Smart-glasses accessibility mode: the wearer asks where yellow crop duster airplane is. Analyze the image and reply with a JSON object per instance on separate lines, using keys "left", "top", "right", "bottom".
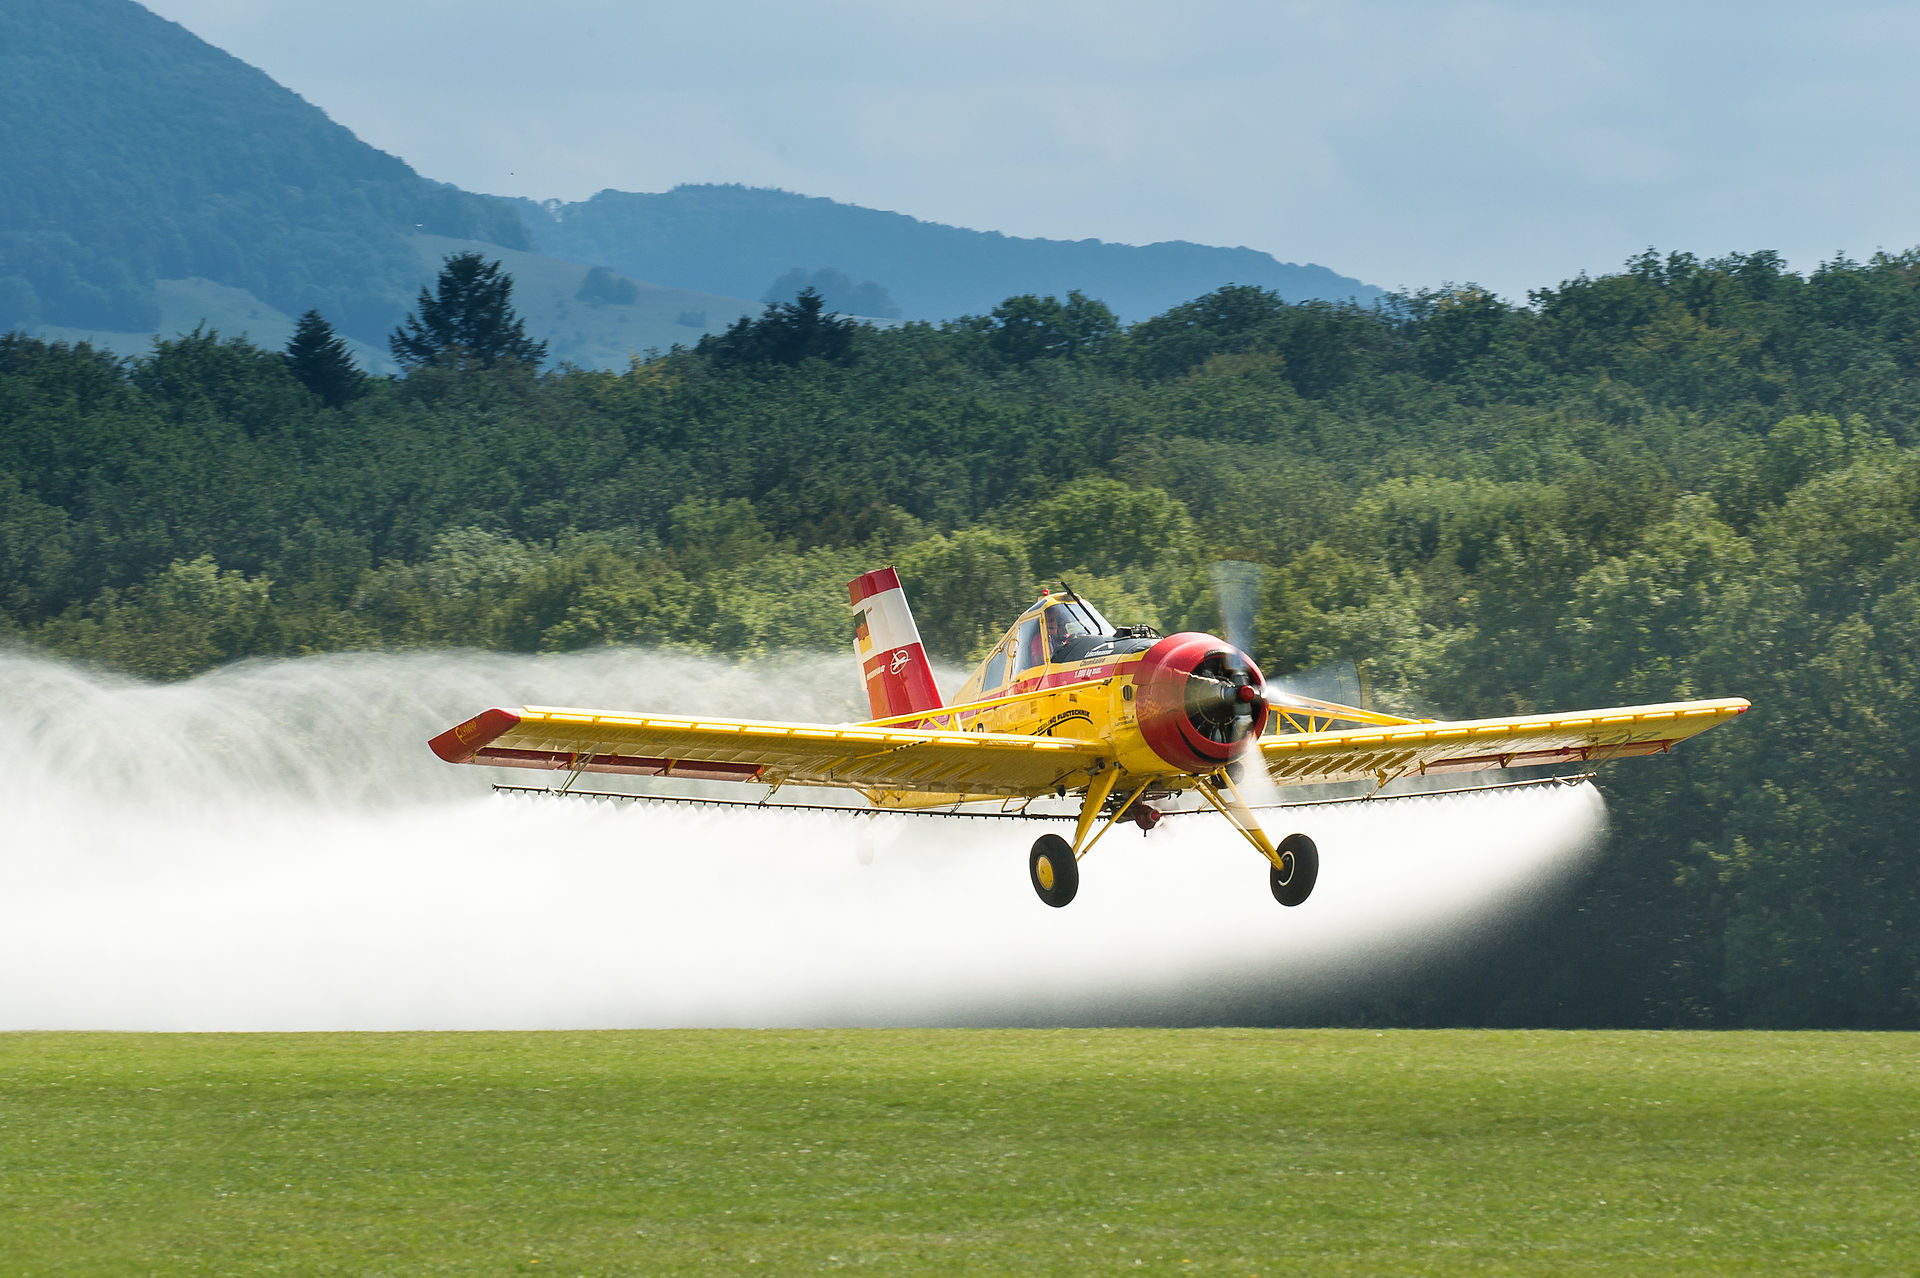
{"left": 431, "top": 568, "right": 1748, "bottom": 908}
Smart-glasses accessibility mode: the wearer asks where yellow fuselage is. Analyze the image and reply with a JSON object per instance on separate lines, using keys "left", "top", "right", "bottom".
{"left": 859, "top": 596, "right": 1245, "bottom": 809}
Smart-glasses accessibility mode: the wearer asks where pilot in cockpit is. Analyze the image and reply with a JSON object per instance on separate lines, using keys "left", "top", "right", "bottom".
{"left": 1044, "top": 607, "right": 1069, "bottom": 656}
{"left": 1042, "top": 600, "right": 1100, "bottom": 659}
{"left": 1019, "top": 595, "right": 1113, "bottom": 670}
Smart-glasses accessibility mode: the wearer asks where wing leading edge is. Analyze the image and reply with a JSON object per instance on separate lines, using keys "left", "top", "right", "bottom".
{"left": 429, "top": 706, "right": 1109, "bottom": 798}
{"left": 1256, "top": 697, "right": 1750, "bottom": 788}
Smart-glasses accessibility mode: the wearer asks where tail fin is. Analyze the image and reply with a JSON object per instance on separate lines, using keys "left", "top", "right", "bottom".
{"left": 849, "top": 567, "right": 945, "bottom": 724}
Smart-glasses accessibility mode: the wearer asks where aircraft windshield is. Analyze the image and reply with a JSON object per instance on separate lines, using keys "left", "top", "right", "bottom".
{"left": 1043, "top": 604, "right": 1093, "bottom": 648}
{"left": 1002, "top": 595, "right": 1121, "bottom": 679}
{"left": 1048, "top": 598, "right": 1113, "bottom": 637}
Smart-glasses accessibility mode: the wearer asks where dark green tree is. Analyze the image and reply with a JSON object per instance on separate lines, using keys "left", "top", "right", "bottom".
{"left": 284, "top": 309, "right": 367, "bottom": 407}
{"left": 988, "top": 290, "right": 1118, "bottom": 363}
{"left": 1126, "top": 284, "right": 1290, "bottom": 378}
{"left": 699, "top": 287, "right": 855, "bottom": 368}
{"left": 389, "top": 253, "right": 548, "bottom": 370}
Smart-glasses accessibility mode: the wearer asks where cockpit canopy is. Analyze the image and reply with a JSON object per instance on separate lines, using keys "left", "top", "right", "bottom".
{"left": 968, "top": 591, "right": 1159, "bottom": 697}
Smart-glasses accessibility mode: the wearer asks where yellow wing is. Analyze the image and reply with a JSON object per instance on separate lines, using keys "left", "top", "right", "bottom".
{"left": 430, "top": 706, "right": 1109, "bottom": 799}
{"left": 1256, "top": 697, "right": 1750, "bottom": 788}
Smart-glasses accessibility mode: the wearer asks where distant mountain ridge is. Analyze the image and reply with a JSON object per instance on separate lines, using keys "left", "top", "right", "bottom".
{"left": 1, "top": 0, "right": 1384, "bottom": 364}
{"left": 0, "top": 0, "right": 525, "bottom": 344}
{"left": 518, "top": 186, "right": 1382, "bottom": 323}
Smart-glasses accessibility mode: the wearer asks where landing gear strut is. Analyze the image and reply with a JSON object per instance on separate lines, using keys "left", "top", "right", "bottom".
{"left": 1192, "top": 774, "right": 1321, "bottom": 907}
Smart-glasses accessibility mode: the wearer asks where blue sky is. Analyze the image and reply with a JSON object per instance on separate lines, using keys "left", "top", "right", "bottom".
{"left": 143, "top": 0, "right": 1920, "bottom": 300}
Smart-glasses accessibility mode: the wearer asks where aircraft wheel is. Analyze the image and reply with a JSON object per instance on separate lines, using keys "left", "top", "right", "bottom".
{"left": 1270, "top": 832, "right": 1319, "bottom": 907}
{"left": 1029, "top": 834, "right": 1080, "bottom": 908}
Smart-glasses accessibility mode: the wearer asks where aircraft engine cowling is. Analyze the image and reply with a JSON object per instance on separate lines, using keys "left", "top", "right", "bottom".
{"left": 1132, "top": 632, "right": 1269, "bottom": 774}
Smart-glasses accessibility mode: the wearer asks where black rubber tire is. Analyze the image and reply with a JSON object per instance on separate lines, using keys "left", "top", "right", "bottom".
{"left": 1029, "top": 833, "right": 1080, "bottom": 908}
{"left": 1270, "top": 832, "right": 1319, "bottom": 906}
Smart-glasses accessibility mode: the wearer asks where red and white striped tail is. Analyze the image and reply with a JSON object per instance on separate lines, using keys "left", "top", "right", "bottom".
{"left": 848, "top": 567, "right": 944, "bottom": 724}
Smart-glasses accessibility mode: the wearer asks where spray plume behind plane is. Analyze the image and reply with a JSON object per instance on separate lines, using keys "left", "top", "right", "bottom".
{"left": 0, "top": 649, "right": 1607, "bottom": 1031}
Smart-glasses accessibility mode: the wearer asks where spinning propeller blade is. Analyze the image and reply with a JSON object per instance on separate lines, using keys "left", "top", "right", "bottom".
{"left": 1206, "top": 560, "right": 1279, "bottom": 808}
{"left": 1208, "top": 560, "right": 1263, "bottom": 671}
{"left": 1207, "top": 562, "right": 1371, "bottom": 716}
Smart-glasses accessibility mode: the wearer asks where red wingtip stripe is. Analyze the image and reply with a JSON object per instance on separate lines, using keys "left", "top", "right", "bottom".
{"left": 428, "top": 708, "right": 522, "bottom": 764}
{"left": 847, "top": 566, "right": 903, "bottom": 606}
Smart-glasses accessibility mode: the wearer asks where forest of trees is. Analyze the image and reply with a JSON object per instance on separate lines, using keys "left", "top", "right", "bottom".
{"left": 3, "top": 247, "right": 1918, "bottom": 1029}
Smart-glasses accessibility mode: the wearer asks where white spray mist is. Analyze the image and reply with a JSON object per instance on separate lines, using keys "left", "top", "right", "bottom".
{"left": 0, "top": 649, "right": 1608, "bottom": 1030}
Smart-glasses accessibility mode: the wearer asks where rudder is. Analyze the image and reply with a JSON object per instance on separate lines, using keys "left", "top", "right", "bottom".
{"left": 849, "top": 567, "right": 944, "bottom": 724}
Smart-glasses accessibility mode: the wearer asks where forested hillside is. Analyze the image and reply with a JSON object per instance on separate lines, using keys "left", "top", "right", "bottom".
{"left": 4, "top": 248, "right": 1918, "bottom": 1029}
{"left": 0, "top": 0, "right": 527, "bottom": 342}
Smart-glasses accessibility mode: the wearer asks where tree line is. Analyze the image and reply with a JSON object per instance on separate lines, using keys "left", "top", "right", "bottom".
{"left": 3, "top": 245, "right": 1918, "bottom": 1028}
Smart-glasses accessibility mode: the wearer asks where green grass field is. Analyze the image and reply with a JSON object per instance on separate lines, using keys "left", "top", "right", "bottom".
{"left": 2, "top": 1030, "right": 1914, "bottom": 1275}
